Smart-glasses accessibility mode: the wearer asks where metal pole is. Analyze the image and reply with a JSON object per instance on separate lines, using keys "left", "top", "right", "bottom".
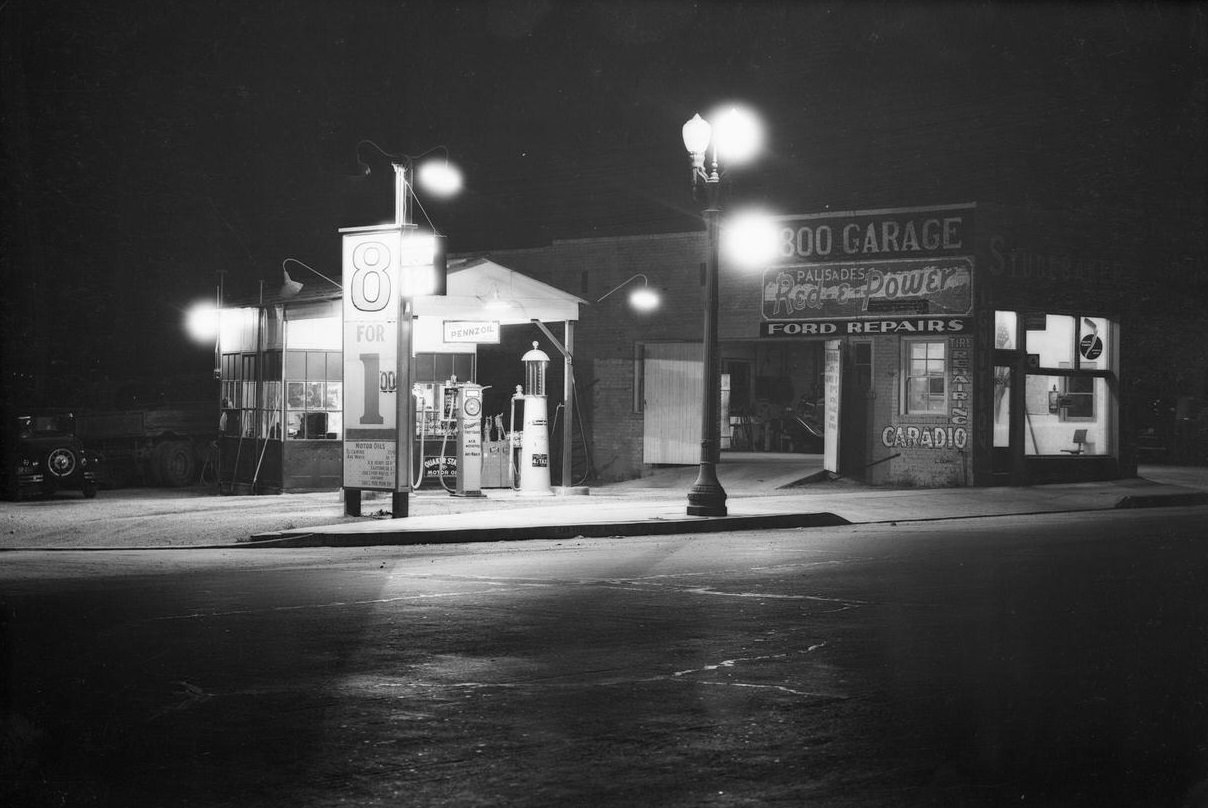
{"left": 392, "top": 162, "right": 413, "bottom": 518}
{"left": 562, "top": 320, "right": 574, "bottom": 489}
{"left": 687, "top": 185, "right": 727, "bottom": 516}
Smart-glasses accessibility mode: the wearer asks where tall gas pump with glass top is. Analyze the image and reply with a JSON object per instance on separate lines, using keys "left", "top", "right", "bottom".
{"left": 513, "top": 343, "right": 552, "bottom": 494}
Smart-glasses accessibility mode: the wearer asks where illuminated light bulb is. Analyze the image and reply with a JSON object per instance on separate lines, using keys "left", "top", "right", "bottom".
{"left": 713, "top": 105, "right": 763, "bottom": 165}
{"left": 417, "top": 160, "right": 463, "bottom": 196}
{"left": 723, "top": 210, "right": 780, "bottom": 269}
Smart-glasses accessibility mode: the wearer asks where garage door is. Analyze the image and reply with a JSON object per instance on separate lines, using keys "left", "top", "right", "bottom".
{"left": 643, "top": 342, "right": 702, "bottom": 464}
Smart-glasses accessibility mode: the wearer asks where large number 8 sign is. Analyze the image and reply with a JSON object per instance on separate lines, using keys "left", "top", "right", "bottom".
{"left": 350, "top": 241, "right": 394, "bottom": 312}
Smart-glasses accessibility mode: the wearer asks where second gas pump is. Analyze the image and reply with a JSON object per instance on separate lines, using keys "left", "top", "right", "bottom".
{"left": 413, "top": 377, "right": 484, "bottom": 497}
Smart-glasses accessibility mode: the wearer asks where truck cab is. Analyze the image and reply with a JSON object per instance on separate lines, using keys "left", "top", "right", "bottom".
{"left": 3, "top": 412, "right": 99, "bottom": 500}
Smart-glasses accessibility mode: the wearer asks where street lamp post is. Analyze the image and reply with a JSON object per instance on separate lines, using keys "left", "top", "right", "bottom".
{"left": 680, "top": 108, "right": 765, "bottom": 517}
{"left": 682, "top": 112, "right": 728, "bottom": 517}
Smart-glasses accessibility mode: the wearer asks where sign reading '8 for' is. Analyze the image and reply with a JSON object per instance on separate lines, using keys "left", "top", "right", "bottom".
{"left": 342, "top": 228, "right": 401, "bottom": 490}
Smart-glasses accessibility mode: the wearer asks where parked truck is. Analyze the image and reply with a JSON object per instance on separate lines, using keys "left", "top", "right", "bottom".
{"left": 76, "top": 402, "right": 216, "bottom": 488}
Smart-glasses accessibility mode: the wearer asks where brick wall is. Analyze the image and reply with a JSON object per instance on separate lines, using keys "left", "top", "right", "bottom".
{"left": 586, "top": 358, "right": 644, "bottom": 481}
{"left": 489, "top": 233, "right": 707, "bottom": 482}
{"left": 864, "top": 334, "right": 973, "bottom": 487}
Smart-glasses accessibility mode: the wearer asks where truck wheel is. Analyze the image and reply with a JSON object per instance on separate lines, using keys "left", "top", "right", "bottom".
{"left": 157, "top": 441, "right": 197, "bottom": 487}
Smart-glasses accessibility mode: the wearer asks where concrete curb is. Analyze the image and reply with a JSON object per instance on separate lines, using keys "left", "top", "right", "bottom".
{"left": 1115, "top": 491, "right": 1208, "bottom": 509}
{"left": 243, "top": 511, "right": 852, "bottom": 548}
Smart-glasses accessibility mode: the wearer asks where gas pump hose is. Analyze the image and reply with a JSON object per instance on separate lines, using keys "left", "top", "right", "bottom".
{"left": 547, "top": 370, "right": 594, "bottom": 487}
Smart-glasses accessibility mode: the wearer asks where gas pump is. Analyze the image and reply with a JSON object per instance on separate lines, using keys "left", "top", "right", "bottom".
{"left": 511, "top": 343, "right": 552, "bottom": 495}
{"left": 412, "top": 376, "right": 484, "bottom": 496}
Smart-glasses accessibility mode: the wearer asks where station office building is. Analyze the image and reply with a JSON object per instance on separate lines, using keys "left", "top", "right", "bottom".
{"left": 216, "top": 202, "right": 1143, "bottom": 492}
{"left": 492, "top": 202, "right": 1136, "bottom": 488}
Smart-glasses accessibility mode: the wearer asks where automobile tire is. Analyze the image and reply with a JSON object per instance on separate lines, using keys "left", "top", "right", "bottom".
{"left": 157, "top": 441, "right": 197, "bottom": 487}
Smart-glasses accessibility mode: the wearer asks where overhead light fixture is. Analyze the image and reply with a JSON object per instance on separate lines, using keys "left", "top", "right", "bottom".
{"left": 280, "top": 268, "right": 303, "bottom": 298}
{"left": 596, "top": 273, "right": 660, "bottom": 312}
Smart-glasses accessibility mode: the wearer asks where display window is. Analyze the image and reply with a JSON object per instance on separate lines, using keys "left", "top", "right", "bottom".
{"left": 220, "top": 350, "right": 283, "bottom": 440}
{"left": 284, "top": 350, "right": 342, "bottom": 440}
{"left": 994, "top": 310, "right": 1116, "bottom": 457}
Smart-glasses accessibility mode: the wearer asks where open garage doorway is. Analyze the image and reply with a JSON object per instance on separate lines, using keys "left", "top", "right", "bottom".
{"left": 642, "top": 340, "right": 833, "bottom": 465}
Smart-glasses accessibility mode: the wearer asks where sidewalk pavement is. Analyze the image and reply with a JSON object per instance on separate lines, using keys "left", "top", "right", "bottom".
{"left": 246, "top": 463, "right": 1208, "bottom": 548}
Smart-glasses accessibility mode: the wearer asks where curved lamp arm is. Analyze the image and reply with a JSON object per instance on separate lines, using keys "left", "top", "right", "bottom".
{"left": 596, "top": 273, "right": 659, "bottom": 311}
{"left": 282, "top": 258, "right": 342, "bottom": 290}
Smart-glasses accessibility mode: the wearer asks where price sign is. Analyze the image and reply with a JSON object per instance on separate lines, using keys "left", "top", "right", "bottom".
{"left": 342, "top": 229, "right": 401, "bottom": 491}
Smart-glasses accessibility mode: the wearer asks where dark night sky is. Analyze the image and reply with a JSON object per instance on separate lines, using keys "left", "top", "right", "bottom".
{"left": 2, "top": 0, "right": 1206, "bottom": 407}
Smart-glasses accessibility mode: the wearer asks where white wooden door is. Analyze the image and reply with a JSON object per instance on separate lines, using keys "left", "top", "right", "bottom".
{"left": 643, "top": 342, "right": 702, "bottom": 464}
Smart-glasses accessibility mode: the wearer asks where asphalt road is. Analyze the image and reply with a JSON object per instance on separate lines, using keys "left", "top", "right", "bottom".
{"left": 3, "top": 508, "right": 1207, "bottom": 807}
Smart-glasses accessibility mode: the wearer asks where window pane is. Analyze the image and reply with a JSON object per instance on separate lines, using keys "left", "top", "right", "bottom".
{"left": 911, "top": 343, "right": 927, "bottom": 359}
{"left": 1033, "top": 315, "right": 1075, "bottom": 367}
{"left": 305, "top": 412, "right": 329, "bottom": 439}
{"left": 286, "top": 382, "right": 306, "bottom": 409}
{"left": 286, "top": 412, "right": 303, "bottom": 439}
{"left": 263, "top": 381, "right": 281, "bottom": 409}
{"left": 284, "top": 350, "right": 306, "bottom": 379}
{"left": 306, "top": 382, "right": 324, "bottom": 409}
{"left": 908, "top": 378, "right": 934, "bottom": 412}
{"left": 324, "top": 382, "right": 342, "bottom": 410}
{"left": 993, "top": 365, "right": 1011, "bottom": 447}
{"left": 995, "top": 311, "right": 1017, "bottom": 350}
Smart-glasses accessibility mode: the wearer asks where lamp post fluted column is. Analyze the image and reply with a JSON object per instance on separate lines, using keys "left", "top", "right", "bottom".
{"left": 687, "top": 177, "right": 727, "bottom": 516}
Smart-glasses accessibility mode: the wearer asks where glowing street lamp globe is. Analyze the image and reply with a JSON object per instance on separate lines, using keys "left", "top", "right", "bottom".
{"left": 713, "top": 105, "right": 763, "bottom": 165}
{"left": 417, "top": 160, "right": 463, "bottom": 197}
{"left": 629, "top": 286, "right": 660, "bottom": 312}
{"left": 681, "top": 113, "right": 712, "bottom": 161}
{"left": 723, "top": 210, "right": 781, "bottom": 269}
{"left": 185, "top": 302, "right": 219, "bottom": 343}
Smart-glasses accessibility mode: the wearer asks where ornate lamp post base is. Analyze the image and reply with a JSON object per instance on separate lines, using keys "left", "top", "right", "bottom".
{"left": 687, "top": 459, "right": 728, "bottom": 516}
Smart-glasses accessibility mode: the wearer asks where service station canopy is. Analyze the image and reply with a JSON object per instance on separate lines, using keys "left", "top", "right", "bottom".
{"left": 412, "top": 257, "right": 584, "bottom": 351}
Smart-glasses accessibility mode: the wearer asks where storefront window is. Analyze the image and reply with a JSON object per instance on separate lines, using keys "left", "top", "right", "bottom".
{"left": 904, "top": 340, "right": 947, "bottom": 414}
{"left": 220, "top": 351, "right": 283, "bottom": 441}
{"left": 284, "top": 349, "right": 342, "bottom": 440}
{"left": 1024, "top": 374, "right": 1110, "bottom": 455}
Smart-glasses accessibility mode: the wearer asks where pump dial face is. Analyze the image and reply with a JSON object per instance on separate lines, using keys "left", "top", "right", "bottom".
{"left": 463, "top": 396, "right": 481, "bottom": 417}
